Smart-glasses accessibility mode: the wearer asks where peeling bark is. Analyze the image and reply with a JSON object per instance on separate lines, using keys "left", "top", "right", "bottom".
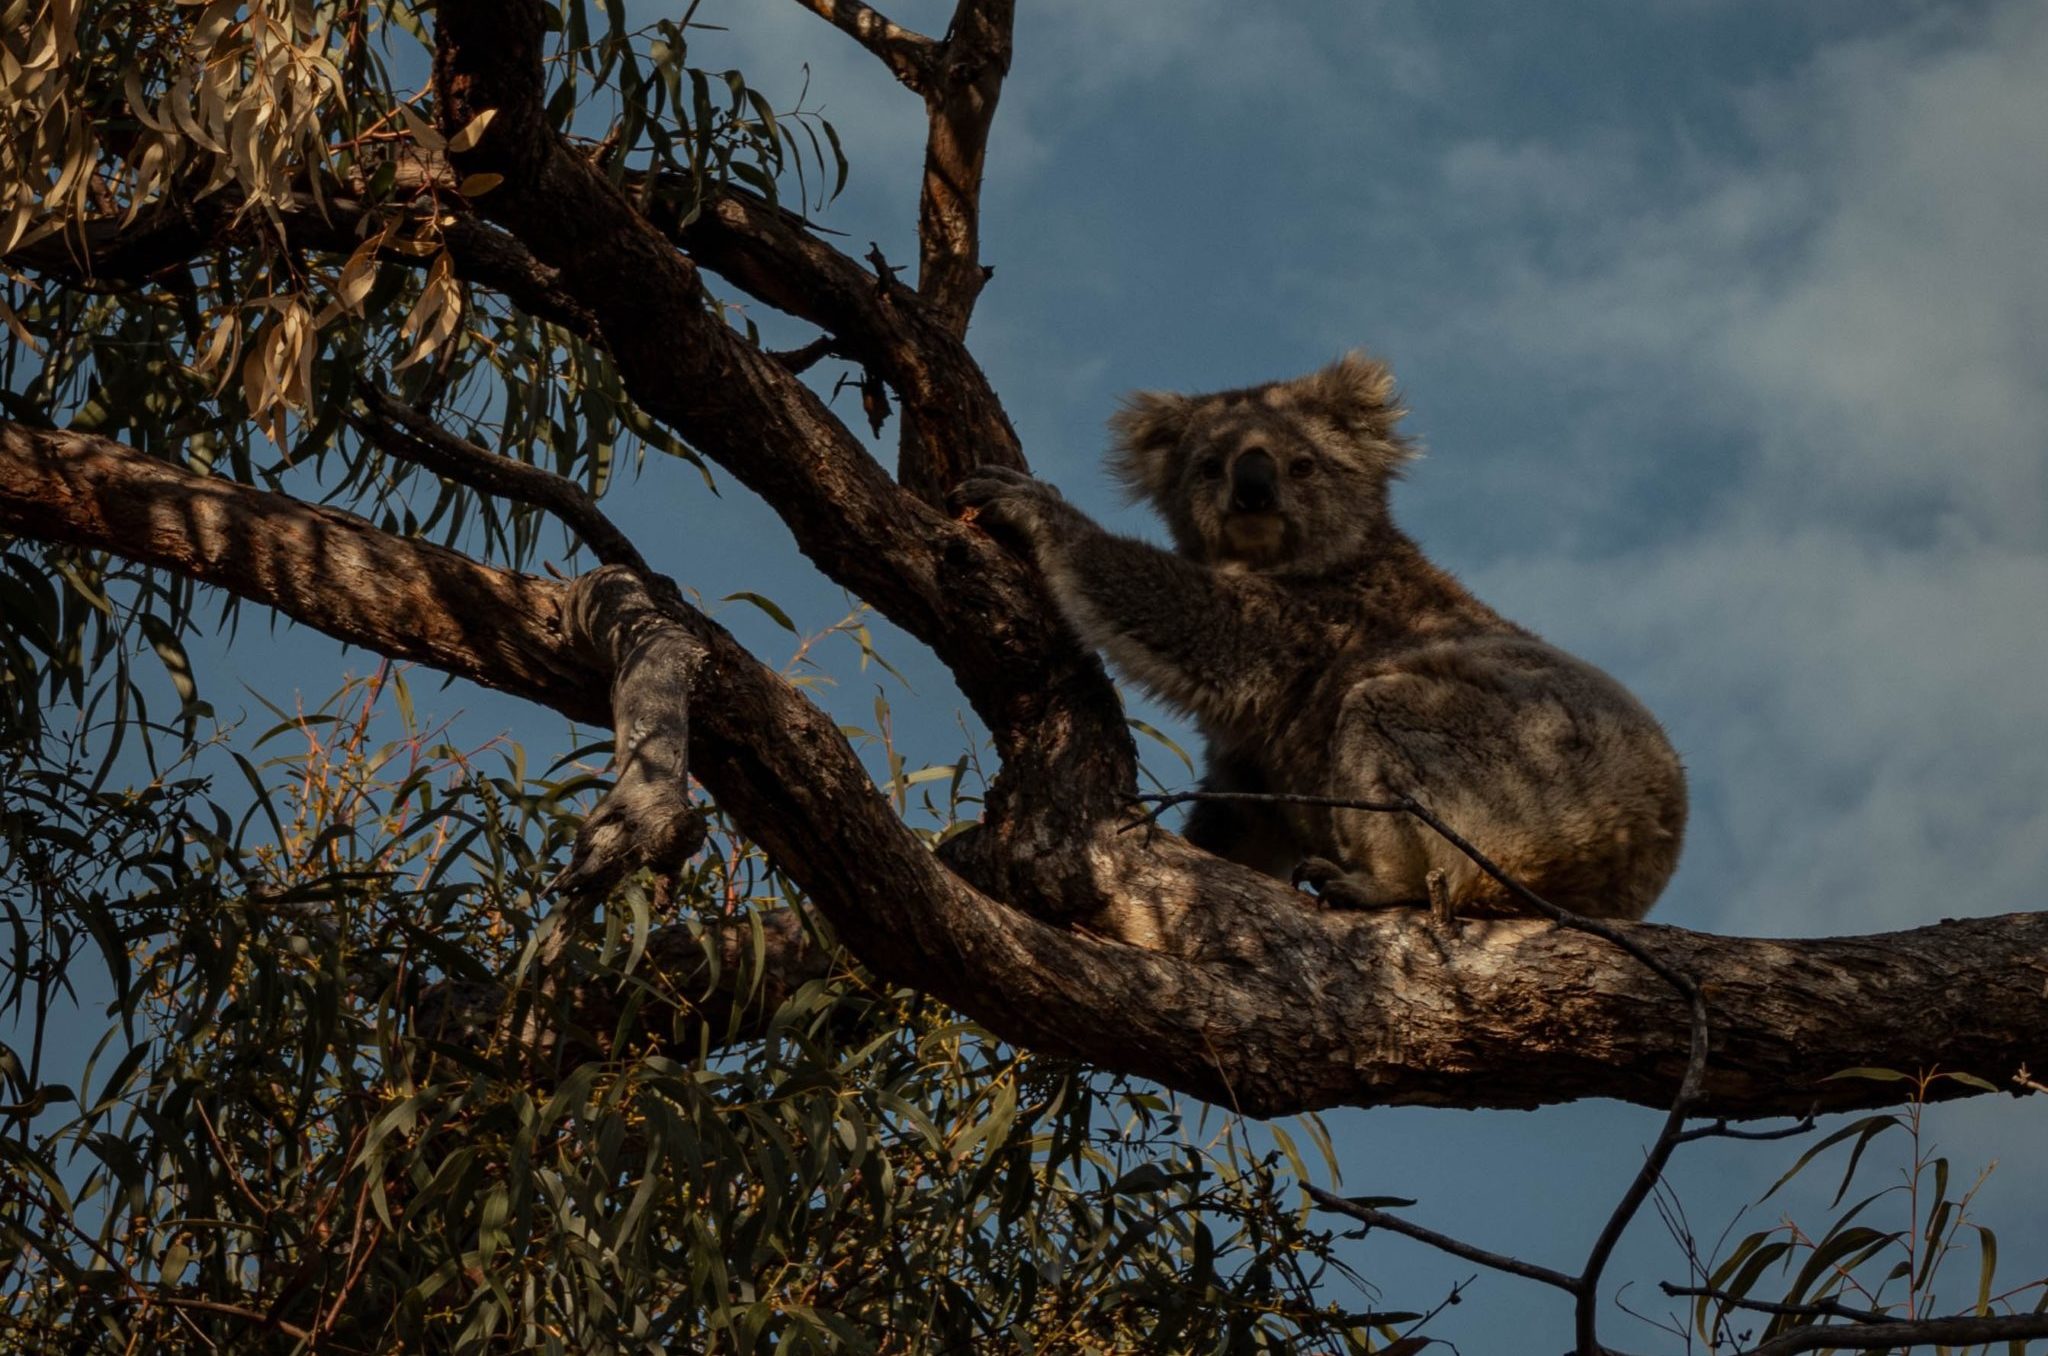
{"left": 549, "top": 568, "right": 708, "bottom": 903}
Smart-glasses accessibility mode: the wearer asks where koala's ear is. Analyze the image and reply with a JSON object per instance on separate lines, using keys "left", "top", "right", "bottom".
{"left": 1294, "top": 351, "right": 1413, "bottom": 460}
{"left": 1106, "top": 390, "right": 1194, "bottom": 501}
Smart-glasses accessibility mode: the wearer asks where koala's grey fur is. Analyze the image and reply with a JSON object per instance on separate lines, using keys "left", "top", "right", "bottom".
{"left": 951, "top": 351, "right": 1687, "bottom": 920}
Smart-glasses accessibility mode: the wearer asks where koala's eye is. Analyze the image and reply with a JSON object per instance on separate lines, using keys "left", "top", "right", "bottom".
{"left": 1288, "top": 457, "right": 1316, "bottom": 479}
{"left": 1198, "top": 458, "right": 1226, "bottom": 481}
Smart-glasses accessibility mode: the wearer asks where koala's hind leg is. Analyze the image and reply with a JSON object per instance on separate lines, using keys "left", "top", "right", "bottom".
{"left": 1290, "top": 855, "right": 1426, "bottom": 911}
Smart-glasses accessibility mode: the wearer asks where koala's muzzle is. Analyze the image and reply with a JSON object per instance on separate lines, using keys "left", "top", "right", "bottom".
{"left": 1229, "top": 448, "right": 1279, "bottom": 513}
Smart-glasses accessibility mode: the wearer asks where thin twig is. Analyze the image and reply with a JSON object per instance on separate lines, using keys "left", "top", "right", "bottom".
{"left": 1734, "top": 1311, "right": 2048, "bottom": 1355}
{"left": 192, "top": 1102, "right": 273, "bottom": 1220}
{"left": 156, "top": 1295, "right": 316, "bottom": 1342}
{"left": 1404, "top": 1275, "right": 1479, "bottom": 1343}
{"left": 1672, "top": 1114, "right": 1818, "bottom": 1146}
{"left": 350, "top": 384, "right": 652, "bottom": 575}
{"left": 1305, "top": 1185, "right": 1577, "bottom": 1295}
{"left": 1658, "top": 1281, "right": 1895, "bottom": 1325}
{"left": 1148, "top": 787, "right": 1711, "bottom": 1356}
{"left": 769, "top": 334, "right": 844, "bottom": 375}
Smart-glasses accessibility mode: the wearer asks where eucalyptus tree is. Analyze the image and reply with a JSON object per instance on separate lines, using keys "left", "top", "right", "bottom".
{"left": 1, "top": 2, "right": 2043, "bottom": 1352}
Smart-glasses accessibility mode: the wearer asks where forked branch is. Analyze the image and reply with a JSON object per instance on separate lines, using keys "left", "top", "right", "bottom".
{"left": 786, "top": 0, "right": 1018, "bottom": 498}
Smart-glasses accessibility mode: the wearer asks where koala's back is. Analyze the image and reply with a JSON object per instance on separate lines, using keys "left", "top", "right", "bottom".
{"left": 1315, "top": 632, "right": 1687, "bottom": 919}
{"left": 1053, "top": 349, "right": 1689, "bottom": 919}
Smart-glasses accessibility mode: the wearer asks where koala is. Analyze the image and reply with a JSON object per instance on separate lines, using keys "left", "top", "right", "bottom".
{"left": 950, "top": 351, "right": 1686, "bottom": 920}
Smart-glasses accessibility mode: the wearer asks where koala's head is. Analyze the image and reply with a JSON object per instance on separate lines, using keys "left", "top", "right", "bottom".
{"left": 1106, "top": 351, "right": 1416, "bottom": 572}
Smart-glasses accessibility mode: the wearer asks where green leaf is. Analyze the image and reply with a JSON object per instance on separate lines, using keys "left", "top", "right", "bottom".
{"left": 721, "top": 590, "right": 797, "bottom": 633}
{"left": 1971, "top": 1223, "right": 1998, "bottom": 1313}
{"left": 1759, "top": 1113, "right": 1900, "bottom": 1206}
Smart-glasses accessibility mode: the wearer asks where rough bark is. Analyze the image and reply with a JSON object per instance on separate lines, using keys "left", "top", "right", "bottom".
{"left": 6, "top": 421, "right": 2044, "bottom": 1121}
{"left": 429, "top": 0, "right": 1133, "bottom": 913}
{"left": 547, "top": 569, "right": 710, "bottom": 903}
{"left": 913, "top": 0, "right": 1013, "bottom": 341}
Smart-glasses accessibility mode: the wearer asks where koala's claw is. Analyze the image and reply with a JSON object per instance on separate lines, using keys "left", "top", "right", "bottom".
{"left": 1292, "top": 855, "right": 1419, "bottom": 911}
{"left": 1290, "top": 856, "right": 1345, "bottom": 892}
{"left": 948, "top": 464, "right": 1047, "bottom": 515}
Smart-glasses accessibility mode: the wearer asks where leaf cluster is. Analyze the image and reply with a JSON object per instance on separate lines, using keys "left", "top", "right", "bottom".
{"left": 1676, "top": 1070, "right": 2048, "bottom": 1353}
{"left": 1, "top": 669, "right": 1387, "bottom": 1353}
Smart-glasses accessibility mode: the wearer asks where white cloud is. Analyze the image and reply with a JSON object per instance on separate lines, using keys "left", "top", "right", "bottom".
{"left": 1426, "top": 5, "right": 2048, "bottom": 935}
{"left": 1481, "top": 528, "right": 2048, "bottom": 935}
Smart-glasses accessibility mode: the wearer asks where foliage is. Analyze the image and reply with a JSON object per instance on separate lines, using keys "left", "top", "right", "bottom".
{"left": 0, "top": 0, "right": 838, "bottom": 601}
{"left": 0, "top": 659, "right": 1388, "bottom": 1352}
{"left": 1663, "top": 1070, "right": 2048, "bottom": 1353}
{"left": 0, "top": 5, "right": 1397, "bottom": 1349}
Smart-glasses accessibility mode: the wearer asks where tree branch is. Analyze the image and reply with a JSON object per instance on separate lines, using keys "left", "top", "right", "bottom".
{"left": 1658, "top": 1282, "right": 2048, "bottom": 1355}
{"left": 672, "top": 184, "right": 1026, "bottom": 498}
{"left": 350, "top": 385, "right": 650, "bottom": 574}
{"left": 1306, "top": 1187, "right": 1578, "bottom": 1294}
{"left": 914, "top": 0, "right": 1014, "bottom": 343}
{"left": 1735, "top": 1312, "right": 2048, "bottom": 1355}
{"left": 4, "top": 188, "right": 601, "bottom": 338}
{"left": 787, "top": 0, "right": 939, "bottom": 93}
{"left": 0, "top": 421, "right": 600, "bottom": 720}
{"left": 1658, "top": 1283, "right": 1894, "bottom": 1328}
{"left": 5, "top": 168, "right": 1032, "bottom": 506}
{"left": 430, "top": 0, "right": 1138, "bottom": 896}
{"left": 548, "top": 568, "right": 708, "bottom": 902}
{"left": 754, "top": 0, "right": 1021, "bottom": 498}
{"left": 9, "top": 422, "right": 2047, "bottom": 1125}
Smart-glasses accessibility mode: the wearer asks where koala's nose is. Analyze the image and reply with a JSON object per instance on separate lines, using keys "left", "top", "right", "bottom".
{"left": 1230, "top": 448, "right": 1278, "bottom": 512}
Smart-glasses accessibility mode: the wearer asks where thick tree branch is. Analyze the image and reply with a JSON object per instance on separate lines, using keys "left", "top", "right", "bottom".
{"left": 6, "top": 171, "right": 1030, "bottom": 502}
{"left": 430, "top": 0, "right": 1137, "bottom": 900}
{"left": 788, "top": 0, "right": 939, "bottom": 93}
{"left": 766, "top": 0, "right": 1010, "bottom": 336}
{"left": 0, "top": 421, "right": 599, "bottom": 720}
{"left": 4, "top": 189, "right": 600, "bottom": 337}
{"left": 1735, "top": 1313, "right": 2048, "bottom": 1355}
{"left": 778, "top": 0, "right": 1018, "bottom": 498}
{"left": 6, "top": 422, "right": 2046, "bottom": 1123}
{"left": 914, "top": 0, "right": 1013, "bottom": 342}
{"left": 671, "top": 184, "right": 1026, "bottom": 496}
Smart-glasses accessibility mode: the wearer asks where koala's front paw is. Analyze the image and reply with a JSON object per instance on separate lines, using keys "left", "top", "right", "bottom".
{"left": 950, "top": 465, "right": 1066, "bottom": 552}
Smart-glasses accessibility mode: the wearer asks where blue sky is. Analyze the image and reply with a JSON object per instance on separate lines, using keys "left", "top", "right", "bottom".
{"left": 682, "top": 1, "right": 2048, "bottom": 1342}
{"left": 46, "top": 1, "right": 2044, "bottom": 1346}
